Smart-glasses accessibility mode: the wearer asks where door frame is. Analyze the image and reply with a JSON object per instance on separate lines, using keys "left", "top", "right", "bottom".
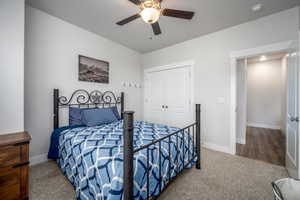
{"left": 236, "top": 58, "right": 248, "bottom": 145}
{"left": 144, "top": 60, "right": 195, "bottom": 122}
{"left": 229, "top": 40, "right": 294, "bottom": 155}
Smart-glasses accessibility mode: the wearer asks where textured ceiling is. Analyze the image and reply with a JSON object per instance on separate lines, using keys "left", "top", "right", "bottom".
{"left": 26, "top": 0, "right": 299, "bottom": 53}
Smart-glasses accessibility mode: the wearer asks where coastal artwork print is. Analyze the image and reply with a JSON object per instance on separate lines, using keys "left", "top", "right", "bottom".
{"left": 79, "top": 55, "right": 109, "bottom": 83}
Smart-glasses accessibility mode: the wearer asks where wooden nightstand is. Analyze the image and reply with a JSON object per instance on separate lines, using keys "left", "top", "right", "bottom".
{"left": 0, "top": 132, "right": 31, "bottom": 200}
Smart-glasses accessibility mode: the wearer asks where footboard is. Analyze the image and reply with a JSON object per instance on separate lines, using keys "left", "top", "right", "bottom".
{"left": 123, "top": 104, "right": 201, "bottom": 199}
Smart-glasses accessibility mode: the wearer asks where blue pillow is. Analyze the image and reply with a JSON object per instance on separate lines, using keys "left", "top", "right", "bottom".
{"left": 111, "top": 106, "right": 121, "bottom": 120}
{"left": 69, "top": 107, "right": 96, "bottom": 126}
{"left": 81, "top": 108, "right": 118, "bottom": 127}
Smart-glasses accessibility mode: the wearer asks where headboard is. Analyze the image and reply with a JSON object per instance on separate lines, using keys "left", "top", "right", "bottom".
{"left": 53, "top": 89, "right": 124, "bottom": 129}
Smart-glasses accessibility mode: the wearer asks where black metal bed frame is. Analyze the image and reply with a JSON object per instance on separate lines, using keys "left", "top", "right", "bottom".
{"left": 53, "top": 89, "right": 201, "bottom": 200}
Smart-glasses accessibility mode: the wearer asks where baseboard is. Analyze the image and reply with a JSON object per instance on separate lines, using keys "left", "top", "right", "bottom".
{"left": 30, "top": 153, "right": 48, "bottom": 166}
{"left": 236, "top": 137, "right": 246, "bottom": 144}
{"left": 202, "top": 142, "right": 232, "bottom": 154}
{"left": 247, "top": 122, "right": 280, "bottom": 130}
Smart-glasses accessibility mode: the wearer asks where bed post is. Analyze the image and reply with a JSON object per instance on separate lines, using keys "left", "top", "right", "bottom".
{"left": 121, "top": 92, "right": 125, "bottom": 119}
{"left": 123, "top": 111, "right": 134, "bottom": 200}
{"left": 54, "top": 89, "right": 59, "bottom": 130}
{"left": 196, "top": 104, "right": 201, "bottom": 169}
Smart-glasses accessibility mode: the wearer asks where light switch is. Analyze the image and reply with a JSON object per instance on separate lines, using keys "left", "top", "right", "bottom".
{"left": 217, "top": 97, "right": 225, "bottom": 104}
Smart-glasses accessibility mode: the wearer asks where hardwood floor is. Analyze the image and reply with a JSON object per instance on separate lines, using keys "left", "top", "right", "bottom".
{"left": 236, "top": 126, "right": 285, "bottom": 166}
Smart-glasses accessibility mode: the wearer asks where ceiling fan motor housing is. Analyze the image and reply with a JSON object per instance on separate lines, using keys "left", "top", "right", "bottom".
{"left": 140, "top": 0, "right": 161, "bottom": 9}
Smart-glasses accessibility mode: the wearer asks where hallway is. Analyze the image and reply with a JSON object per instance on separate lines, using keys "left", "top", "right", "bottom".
{"left": 236, "top": 127, "right": 286, "bottom": 166}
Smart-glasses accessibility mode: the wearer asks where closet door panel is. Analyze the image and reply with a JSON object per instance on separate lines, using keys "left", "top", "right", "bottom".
{"left": 144, "top": 71, "right": 164, "bottom": 124}
{"left": 163, "top": 67, "right": 192, "bottom": 127}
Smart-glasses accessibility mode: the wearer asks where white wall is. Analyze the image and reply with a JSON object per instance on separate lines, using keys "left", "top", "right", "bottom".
{"left": 0, "top": 0, "right": 25, "bottom": 134}
{"left": 142, "top": 7, "right": 299, "bottom": 153}
{"left": 247, "top": 59, "right": 283, "bottom": 129}
{"left": 25, "top": 6, "right": 143, "bottom": 160}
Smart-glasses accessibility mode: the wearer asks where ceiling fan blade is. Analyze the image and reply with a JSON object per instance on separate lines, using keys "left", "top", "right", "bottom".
{"left": 116, "top": 14, "right": 140, "bottom": 25}
{"left": 128, "top": 0, "right": 140, "bottom": 5}
{"left": 151, "top": 22, "right": 162, "bottom": 35}
{"left": 162, "top": 9, "right": 194, "bottom": 19}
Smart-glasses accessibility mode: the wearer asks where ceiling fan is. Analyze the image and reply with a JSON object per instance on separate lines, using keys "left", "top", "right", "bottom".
{"left": 116, "top": 0, "right": 195, "bottom": 35}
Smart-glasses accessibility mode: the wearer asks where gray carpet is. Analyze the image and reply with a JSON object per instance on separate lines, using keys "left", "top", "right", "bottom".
{"left": 30, "top": 149, "right": 288, "bottom": 200}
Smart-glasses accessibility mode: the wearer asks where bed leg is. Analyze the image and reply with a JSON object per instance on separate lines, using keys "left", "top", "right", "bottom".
{"left": 123, "top": 111, "right": 134, "bottom": 200}
{"left": 196, "top": 104, "right": 201, "bottom": 169}
{"left": 53, "top": 89, "right": 59, "bottom": 130}
{"left": 121, "top": 92, "right": 125, "bottom": 119}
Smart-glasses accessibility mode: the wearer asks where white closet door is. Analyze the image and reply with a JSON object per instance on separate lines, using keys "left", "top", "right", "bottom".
{"left": 144, "top": 65, "right": 193, "bottom": 128}
{"left": 163, "top": 67, "right": 192, "bottom": 127}
{"left": 144, "top": 71, "right": 165, "bottom": 124}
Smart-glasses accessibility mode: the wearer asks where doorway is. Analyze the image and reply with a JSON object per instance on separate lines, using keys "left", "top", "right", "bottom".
{"left": 235, "top": 53, "right": 287, "bottom": 166}
{"left": 230, "top": 40, "right": 299, "bottom": 178}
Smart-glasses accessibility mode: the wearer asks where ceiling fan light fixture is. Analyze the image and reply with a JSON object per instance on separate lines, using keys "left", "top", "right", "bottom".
{"left": 139, "top": 0, "right": 161, "bottom": 24}
{"left": 140, "top": 7, "right": 161, "bottom": 24}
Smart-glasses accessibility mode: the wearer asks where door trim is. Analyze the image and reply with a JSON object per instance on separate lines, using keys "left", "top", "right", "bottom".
{"left": 144, "top": 60, "right": 195, "bottom": 122}
{"left": 144, "top": 60, "right": 195, "bottom": 73}
{"left": 229, "top": 40, "right": 294, "bottom": 155}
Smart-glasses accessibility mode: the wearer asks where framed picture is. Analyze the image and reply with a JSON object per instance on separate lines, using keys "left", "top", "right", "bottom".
{"left": 78, "top": 55, "right": 109, "bottom": 84}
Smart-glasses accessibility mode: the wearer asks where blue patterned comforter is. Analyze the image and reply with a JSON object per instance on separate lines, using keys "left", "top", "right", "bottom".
{"left": 58, "top": 120, "right": 195, "bottom": 200}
